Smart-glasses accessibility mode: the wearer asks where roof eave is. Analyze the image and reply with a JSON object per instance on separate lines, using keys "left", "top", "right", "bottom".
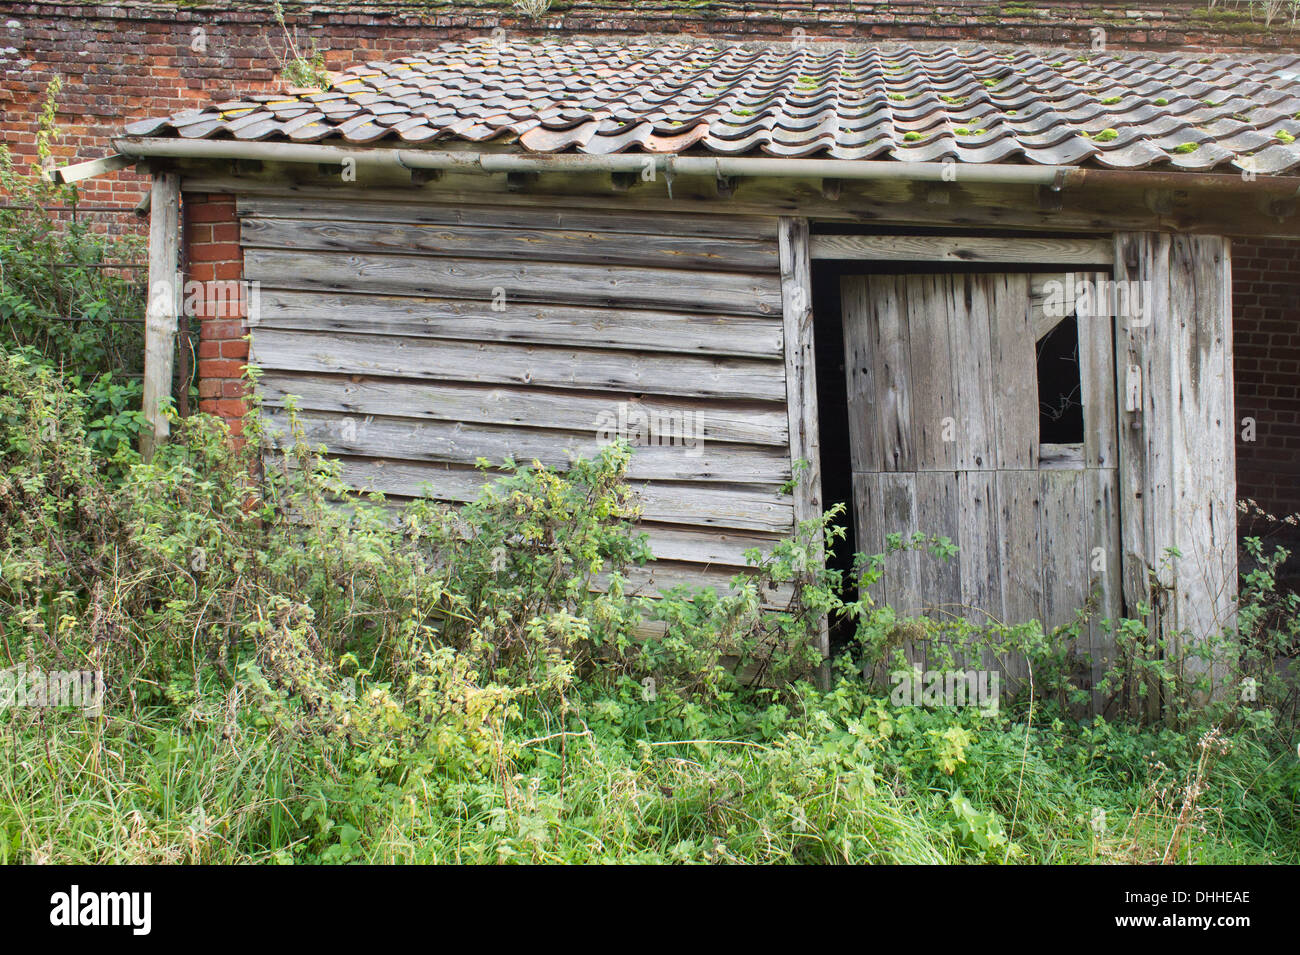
{"left": 109, "top": 135, "right": 1300, "bottom": 197}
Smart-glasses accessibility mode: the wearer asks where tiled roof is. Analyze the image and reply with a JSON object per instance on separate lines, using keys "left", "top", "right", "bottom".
{"left": 123, "top": 39, "right": 1300, "bottom": 173}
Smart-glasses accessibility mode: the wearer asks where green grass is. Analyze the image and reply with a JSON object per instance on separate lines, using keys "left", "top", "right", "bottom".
{"left": 4, "top": 677, "right": 1296, "bottom": 864}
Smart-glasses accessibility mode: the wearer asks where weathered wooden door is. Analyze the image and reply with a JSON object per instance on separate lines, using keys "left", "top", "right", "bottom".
{"left": 841, "top": 271, "right": 1122, "bottom": 684}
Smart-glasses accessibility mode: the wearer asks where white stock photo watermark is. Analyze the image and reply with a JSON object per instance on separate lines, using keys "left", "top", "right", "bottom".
{"left": 150, "top": 274, "right": 261, "bottom": 322}
{"left": 49, "top": 886, "right": 151, "bottom": 935}
{"left": 595, "top": 401, "right": 704, "bottom": 456}
{"left": 0, "top": 666, "right": 104, "bottom": 716}
{"left": 1042, "top": 274, "right": 1154, "bottom": 325}
{"left": 890, "top": 668, "right": 1001, "bottom": 716}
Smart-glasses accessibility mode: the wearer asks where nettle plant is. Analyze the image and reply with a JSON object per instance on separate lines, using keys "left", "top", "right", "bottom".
{"left": 843, "top": 533, "right": 1072, "bottom": 707}
{"left": 1097, "top": 540, "right": 1300, "bottom": 733}
{"left": 0, "top": 354, "right": 828, "bottom": 717}
{"left": 6, "top": 342, "right": 1292, "bottom": 744}
{"left": 839, "top": 527, "right": 1300, "bottom": 730}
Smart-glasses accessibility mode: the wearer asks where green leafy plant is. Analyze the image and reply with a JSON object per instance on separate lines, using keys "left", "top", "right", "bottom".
{"left": 268, "top": 1, "right": 331, "bottom": 89}
{"left": 0, "top": 351, "right": 1296, "bottom": 865}
{"left": 1, "top": 112, "right": 148, "bottom": 466}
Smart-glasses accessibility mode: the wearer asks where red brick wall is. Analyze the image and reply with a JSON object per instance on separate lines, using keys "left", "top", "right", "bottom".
{"left": 184, "top": 192, "right": 248, "bottom": 443}
{"left": 1233, "top": 237, "right": 1300, "bottom": 521}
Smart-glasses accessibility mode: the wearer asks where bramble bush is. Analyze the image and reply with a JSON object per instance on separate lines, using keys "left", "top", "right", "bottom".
{"left": 1, "top": 349, "right": 1297, "bottom": 864}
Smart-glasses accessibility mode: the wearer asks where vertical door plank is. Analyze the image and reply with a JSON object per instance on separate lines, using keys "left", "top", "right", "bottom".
{"left": 1086, "top": 467, "right": 1123, "bottom": 709}
{"left": 843, "top": 275, "right": 914, "bottom": 472}
{"left": 841, "top": 276, "right": 881, "bottom": 472}
{"left": 880, "top": 472, "right": 923, "bottom": 670}
{"left": 852, "top": 470, "right": 888, "bottom": 611}
{"left": 949, "top": 275, "right": 996, "bottom": 471}
{"left": 997, "top": 469, "right": 1043, "bottom": 693}
{"left": 1169, "top": 235, "right": 1236, "bottom": 696}
{"left": 957, "top": 469, "right": 1003, "bottom": 625}
{"left": 1077, "top": 270, "right": 1119, "bottom": 470}
{"left": 909, "top": 274, "right": 959, "bottom": 471}
{"left": 917, "top": 469, "right": 961, "bottom": 673}
{"left": 1040, "top": 469, "right": 1089, "bottom": 640}
{"left": 989, "top": 274, "right": 1038, "bottom": 470}
{"left": 916, "top": 470, "right": 962, "bottom": 621}
{"left": 874, "top": 276, "right": 915, "bottom": 472}
{"left": 1113, "top": 234, "right": 1163, "bottom": 623}
{"left": 879, "top": 471, "right": 921, "bottom": 617}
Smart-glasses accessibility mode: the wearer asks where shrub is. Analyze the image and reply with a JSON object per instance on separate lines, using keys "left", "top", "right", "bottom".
{"left": 1, "top": 353, "right": 1296, "bottom": 864}
{"left": 1, "top": 111, "right": 149, "bottom": 464}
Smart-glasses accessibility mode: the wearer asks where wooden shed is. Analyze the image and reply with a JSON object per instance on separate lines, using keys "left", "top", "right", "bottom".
{"left": 66, "top": 39, "right": 1300, "bottom": 673}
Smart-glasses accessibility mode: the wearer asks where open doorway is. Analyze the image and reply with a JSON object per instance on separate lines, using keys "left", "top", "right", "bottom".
{"left": 811, "top": 262, "right": 857, "bottom": 656}
{"left": 810, "top": 237, "right": 1123, "bottom": 670}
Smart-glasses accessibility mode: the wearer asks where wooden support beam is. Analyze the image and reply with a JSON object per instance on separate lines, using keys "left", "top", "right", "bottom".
{"left": 1113, "top": 232, "right": 1236, "bottom": 708}
{"left": 177, "top": 167, "right": 1300, "bottom": 240}
{"left": 925, "top": 185, "right": 952, "bottom": 205}
{"left": 810, "top": 233, "right": 1115, "bottom": 265}
{"left": 140, "top": 171, "right": 181, "bottom": 461}
{"left": 48, "top": 153, "right": 134, "bottom": 184}
{"left": 1036, "top": 183, "right": 1064, "bottom": 211}
{"left": 778, "top": 216, "right": 830, "bottom": 685}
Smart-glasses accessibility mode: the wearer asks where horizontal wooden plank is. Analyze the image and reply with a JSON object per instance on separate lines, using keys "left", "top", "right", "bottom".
{"left": 237, "top": 195, "right": 777, "bottom": 240}
{"left": 810, "top": 234, "right": 1115, "bottom": 265}
{"left": 251, "top": 289, "right": 784, "bottom": 358}
{"left": 299, "top": 455, "right": 795, "bottom": 533}
{"left": 258, "top": 373, "right": 789, "bottom": 447}
{"left": 281, "top": 487, "right": 784, "bottom": 571}
{"left": 282, "top": 495, "right": 791, "bottom": 606}
{"left": 248, "top": 328, "right": 789, "bottom": 402}
{"left": 262, "top": 409, "right": 792, "bottom": 485}
{"left": 597, "top": 561, "right": 794, "bottom": 607}
{"left": 187, "top": 168, "right": 1300, "bottom": 240}
{"left": 240, "top": 215, "right": 779, "bottom": 273}
{"left": 638, "top": 523, "right": 783, "bottom": 567}
{"left": 242, "top": 248, "right": 784, "bottom": 316}
{"left": 1039, "top": 443, "right": 1086, "bottom": 469}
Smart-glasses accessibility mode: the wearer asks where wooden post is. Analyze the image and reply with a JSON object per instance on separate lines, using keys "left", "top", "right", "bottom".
{"left": 1113, "top": 232, "right": 1236, "bottom": 707}
{"left": 140, "top": 171, "right": 181, "bottom": 461}
{"left": 778, "top": 216, "right": 830, "bottom": 686}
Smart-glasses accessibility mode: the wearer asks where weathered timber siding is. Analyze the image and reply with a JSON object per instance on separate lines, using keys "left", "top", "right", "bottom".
{"left": 1114, "top": 233, "right": 1236, "bottom": 700}
{"left": 237, "top": 195, "right": 793, "bottom": 599}
{"left": 841, "top": 270, "right": 1123, "bottom": 695}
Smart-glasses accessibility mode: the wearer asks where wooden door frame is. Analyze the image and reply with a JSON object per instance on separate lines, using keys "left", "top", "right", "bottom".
{"left": 779, "top": 217, "right": 830, "bottom": 686}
